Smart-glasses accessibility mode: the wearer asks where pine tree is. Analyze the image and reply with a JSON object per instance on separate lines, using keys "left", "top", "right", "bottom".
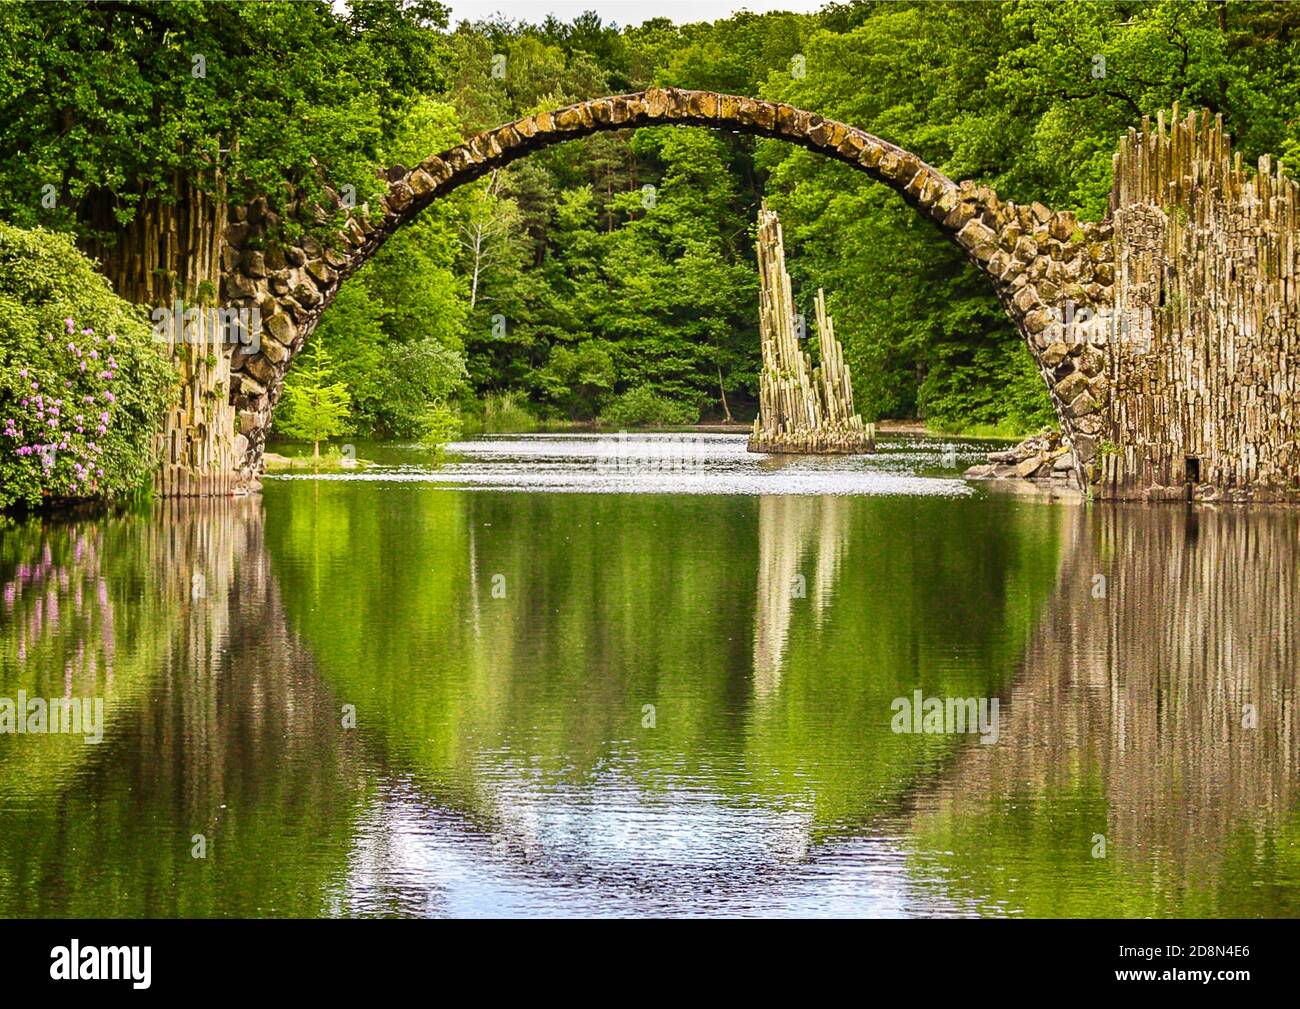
{"left": 279, "top": 342, "right": 351, "bottom": 463}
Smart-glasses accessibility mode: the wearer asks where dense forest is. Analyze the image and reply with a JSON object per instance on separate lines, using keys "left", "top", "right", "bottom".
{"left": 3, "top": 1, "right": 1300, "bottom": 442}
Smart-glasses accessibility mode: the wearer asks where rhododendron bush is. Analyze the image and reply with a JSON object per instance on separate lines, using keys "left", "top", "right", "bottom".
{"left": 0, "top": 224, "right": 173, "bottom": 509}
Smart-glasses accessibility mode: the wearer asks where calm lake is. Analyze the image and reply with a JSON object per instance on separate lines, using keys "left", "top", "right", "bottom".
{"left": 1, "top": 433, "right": 1297, "bottom": 917}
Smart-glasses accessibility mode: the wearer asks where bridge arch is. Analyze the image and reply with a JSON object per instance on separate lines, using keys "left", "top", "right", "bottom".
{"left": 224, "top": 88, "right": 1115, "bottom": 476}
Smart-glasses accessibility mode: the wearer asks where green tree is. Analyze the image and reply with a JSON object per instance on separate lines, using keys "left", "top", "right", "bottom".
{"left": 279, "top": 342, "right": 351, "bottom": 462}
{"left": 308, "top": 96, "right": 471, "bottom": 439}
{"left": 0, "top": 1, "right": 452, "bottom": 243}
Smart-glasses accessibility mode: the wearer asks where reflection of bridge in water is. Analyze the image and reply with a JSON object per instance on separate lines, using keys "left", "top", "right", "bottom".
{"left": 2, "top": 495, "right": 1296, "bottom": 915}
{"left": 0, "top": 499, "right": 365, "bottom": 916}
{"left": 906, "top": 505, "right": 1300, "bottom": 911}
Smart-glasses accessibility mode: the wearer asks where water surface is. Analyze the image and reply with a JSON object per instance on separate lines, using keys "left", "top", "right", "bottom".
{"left": 1, "top": 434, "right": 1296, "bottom": 917}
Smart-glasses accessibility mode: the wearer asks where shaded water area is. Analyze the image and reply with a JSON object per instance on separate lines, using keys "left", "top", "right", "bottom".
{"left": 1, "top": 434, "right": 1297, "bottom": 917}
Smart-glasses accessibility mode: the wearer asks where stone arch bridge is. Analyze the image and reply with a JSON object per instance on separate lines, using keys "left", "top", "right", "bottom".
{"left": 213, "top": 88, "right": 1298, "bottom": 501}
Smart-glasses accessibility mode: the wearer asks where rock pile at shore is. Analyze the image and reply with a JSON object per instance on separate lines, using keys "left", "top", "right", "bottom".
{"left": 963, "top": 430, "right": 1078, "bottom": 487}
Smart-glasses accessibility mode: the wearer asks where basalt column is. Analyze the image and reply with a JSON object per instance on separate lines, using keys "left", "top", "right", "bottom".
{"left": 81, "top": 170, "right": 247, "bottom": 497}
{"left": 1101, "top": 107, "right": 1300, "bottom": 502}
{"left": 748, "top": 205, "right": 874, "bottom": 454}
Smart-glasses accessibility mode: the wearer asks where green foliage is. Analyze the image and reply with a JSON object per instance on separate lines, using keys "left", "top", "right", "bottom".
{"left": 429, "top": 6, "right": 1298, "bottom": 431}
{"left": 747, "top": 0, "right": 1300, "bottom": 428}
{"left": 278, "top": 341, "right": 350, "bottom": 456}
{"left": 535, "top": 341, "right": 617, "bottom": 419}
{"left": 0, "top": 224, "right": 173, "bottom": 509}
{"left": 11, "top": 4, "right": 1300, "bottom": 442}
{"left": 418, "top": 400, "right": 462, "bottom": 464}
{"left": 601, "top": 385, "right": 698, "bottom": 428}
{"left": 0, "top": 1, "right": 452, "bottom": 243}
{"left": 376, "top": 339, "right": 469, "bottom": 438}
{"left": 468, "top": 391, "right": 537, "bottom": 434}
{"left": 306, "top": 97, "right": 470, "bottom": 441}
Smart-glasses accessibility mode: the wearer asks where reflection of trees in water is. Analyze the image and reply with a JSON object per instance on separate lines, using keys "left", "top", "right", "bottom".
{"left": 12, "top": 486, "right": 1292, "bottom": 916}
{"left": 910, "top": 505, "right": 1300, "bottom": 913}
{"left": 0, "top": 500, "right": 362, "bottom": 917}
{"left": 268, "top": 486, "right": 1063, "bottom": 908}
{"left": 2, "top": 521, "right": 117, "bottom": 689}
{"left": 752, "top": 495, "right": 852, "bottom": 696}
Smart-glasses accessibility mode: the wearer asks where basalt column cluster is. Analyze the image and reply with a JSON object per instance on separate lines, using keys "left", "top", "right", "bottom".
{"left": 1101, "top": 107, "right": 1300, "bottom": 501}
{"left": 748, "top": 206, "right": 873, "bottom": 455}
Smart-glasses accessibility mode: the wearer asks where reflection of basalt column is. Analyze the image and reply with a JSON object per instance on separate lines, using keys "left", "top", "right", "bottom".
{"left": 0, "top": 499, "right": 364, "bottom": 916}
{"left": 140, "top": 499, "right": 365, "bottom": 827}
{"left": 752, "top": 495, "right": 852, "bottom": 696}
{"left": 914, "top": 505, "right": 1300, "bottom": 885}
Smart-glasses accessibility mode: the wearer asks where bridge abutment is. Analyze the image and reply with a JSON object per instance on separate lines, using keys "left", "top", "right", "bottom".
{"left": 82, "top": 172, "right": 254, "bottom": 497}
{"left": 1098, "top": 109, "right": 1300, "bottom": 502}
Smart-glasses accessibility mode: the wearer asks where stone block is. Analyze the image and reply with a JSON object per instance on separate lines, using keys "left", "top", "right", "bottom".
{"left": 1042, "top": 341, "right": 1070, "bottom": 367}
{"left": 1014, "top": 235, "right": 1038, "bottom": 262}
{"left": 1065, "top": 390, "right": 1099, "bottom": 417}
{"left": 1055, "top": 371, "right": 1090, "bottom": 402}
{"left": 956, "top": 219, "right": 998, "bottom": 261}
{"left": 1016, "top": 455, "right": 1047, "bottom": 478}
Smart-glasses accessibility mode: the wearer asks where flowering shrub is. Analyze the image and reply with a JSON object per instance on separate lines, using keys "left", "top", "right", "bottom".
{"left": 0, "top": 225, "right": 174, "bottom": 509}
